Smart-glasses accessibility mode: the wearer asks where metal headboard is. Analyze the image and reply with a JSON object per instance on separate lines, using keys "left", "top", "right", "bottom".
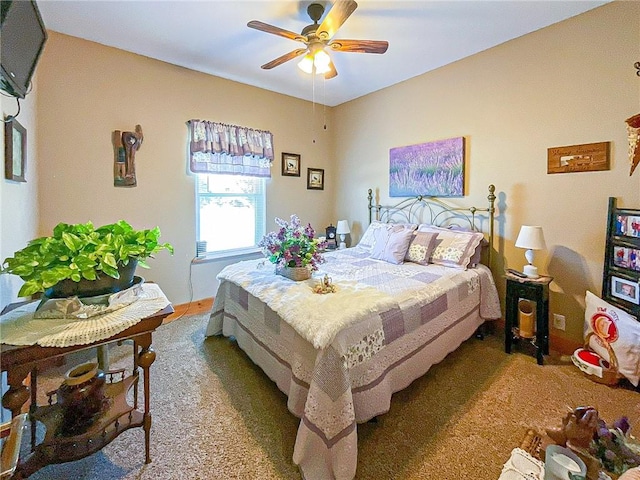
{"left": 368, "top": 185, "right": 496, "bottom": 267}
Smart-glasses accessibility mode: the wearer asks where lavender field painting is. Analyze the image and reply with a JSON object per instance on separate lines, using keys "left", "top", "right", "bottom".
{"left": 389, "top": 137, "right": 465, "bottom": 197}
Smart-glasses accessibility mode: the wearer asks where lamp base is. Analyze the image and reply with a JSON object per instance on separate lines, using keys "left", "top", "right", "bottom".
{"left": 339, "top": 242, "right": 346, "bottom": 250}
{"left": 522, "top": 264, "right": 539, "bottom": 278}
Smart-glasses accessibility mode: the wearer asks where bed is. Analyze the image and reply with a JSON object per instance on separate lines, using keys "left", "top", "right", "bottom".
{"left": 205, "top": 185, "right": 502, "bottom": 480}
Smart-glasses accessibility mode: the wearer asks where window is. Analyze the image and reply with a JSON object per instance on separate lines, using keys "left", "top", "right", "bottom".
{"left": 196, "top": 174, "right": 266, "bottom": 257}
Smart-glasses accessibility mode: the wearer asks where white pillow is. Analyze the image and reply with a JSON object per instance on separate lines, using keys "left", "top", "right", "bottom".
{"left": 370, "top": 225, "right": 415, "bottom": 264}
{"left": 584, "top": 291, "right": 640, "bottom": 386}
{"left": 358, "top": 222, "right": 416, "bottom": 253}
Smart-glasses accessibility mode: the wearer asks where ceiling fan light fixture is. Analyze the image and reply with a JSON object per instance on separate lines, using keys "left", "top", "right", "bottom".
{"left": 313, "top": 49, "right": 331, "bottom": 73}
{"left": 297, "top": 53, "right": 315, "bottom": 74}
{"left": 298, "top": 48, "right": 331, "bottom": 75}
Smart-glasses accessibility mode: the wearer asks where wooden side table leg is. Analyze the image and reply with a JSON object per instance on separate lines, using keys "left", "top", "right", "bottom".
{"left": 30, "top": 368, "right": 38, "bottom": 451}
{"left": 136, "top": 333, "right": 156, "bottom": 464}
{"left": 505, "top": 285, "right": 516, "bottom": 354}
{"left": 2, "top": 369, "right": 30, "bottom": 418}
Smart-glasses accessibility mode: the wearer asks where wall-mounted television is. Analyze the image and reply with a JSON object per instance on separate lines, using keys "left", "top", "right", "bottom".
{"left": 1, "top": 0, "right": 48, "bottom": 99}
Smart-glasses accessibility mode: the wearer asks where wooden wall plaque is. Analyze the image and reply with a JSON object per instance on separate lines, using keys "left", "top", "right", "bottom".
{"left": 547, "top": 141, "right": 610, "bottom": 174}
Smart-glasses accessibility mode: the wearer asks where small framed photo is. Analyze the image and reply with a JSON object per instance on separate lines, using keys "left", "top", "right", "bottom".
{"left": 4, "top": 117, "right": 26, "bottom": 182}
{"left": 611, "top": 275, "right": 640, "bottom": 305}
{"left": 613, "top": 245, "right": 640, "bottom": 272}
{"left": 615, "top": 213, "right": 640, "bottom": 238}
{"left": 282, "top": 152, "right": 301, "bottom": 177}
{"left": 307, "top": 168, "right": 324, "bottom": 190}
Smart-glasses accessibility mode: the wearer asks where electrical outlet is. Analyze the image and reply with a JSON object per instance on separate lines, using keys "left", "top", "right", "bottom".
{"left": 553, "top": 313, "right": 566, "bottom": 331}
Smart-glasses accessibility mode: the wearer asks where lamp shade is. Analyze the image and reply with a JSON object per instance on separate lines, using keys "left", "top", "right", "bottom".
{"left": 297, "top": 53, "right": 314, "bottom": 74}
{"left": 336, "top": 220, "right": 350, "bottom": 235}
{"left": 515, "top": 226, "right": 546, "bottom": 251}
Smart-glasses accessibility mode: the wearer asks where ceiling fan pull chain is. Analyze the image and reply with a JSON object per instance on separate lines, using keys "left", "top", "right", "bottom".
{"left": 323, "top": 76, "right": 327, "bottom": 130}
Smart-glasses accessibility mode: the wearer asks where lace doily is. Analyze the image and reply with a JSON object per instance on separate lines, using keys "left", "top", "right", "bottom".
{"left": 0, "top": 283, "right": 170, "bottom": 348}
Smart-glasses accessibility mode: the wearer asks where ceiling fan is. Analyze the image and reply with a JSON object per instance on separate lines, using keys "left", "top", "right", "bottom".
{"left": 247, "top": 0, "right": 388, "bottom": 79}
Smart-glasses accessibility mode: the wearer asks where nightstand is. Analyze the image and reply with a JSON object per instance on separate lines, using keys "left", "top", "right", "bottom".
{"left": 504, "top": 273, "right": 553, "bottom": 365}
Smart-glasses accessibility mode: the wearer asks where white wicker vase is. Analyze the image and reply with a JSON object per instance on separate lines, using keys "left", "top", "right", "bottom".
{"left": 275, "top": 265, "right": 311, "bottom": 281}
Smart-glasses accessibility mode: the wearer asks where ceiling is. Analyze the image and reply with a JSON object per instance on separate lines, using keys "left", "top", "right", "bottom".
{"left": 37, "top": 0, "right": 609, "bottom": 107}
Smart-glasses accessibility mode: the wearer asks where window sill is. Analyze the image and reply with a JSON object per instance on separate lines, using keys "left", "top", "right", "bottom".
{"left": 192, "top": 247, "right": 263, "bottom": 264}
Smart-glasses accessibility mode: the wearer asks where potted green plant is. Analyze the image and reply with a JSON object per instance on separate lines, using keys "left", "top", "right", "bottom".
{"left": 1, "top": 220, "right": 174, "bottom": 298}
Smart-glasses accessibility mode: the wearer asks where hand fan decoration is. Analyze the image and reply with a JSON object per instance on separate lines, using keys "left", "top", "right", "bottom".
{"left": 626, "top": 113, "right": 640, "bottom": 176}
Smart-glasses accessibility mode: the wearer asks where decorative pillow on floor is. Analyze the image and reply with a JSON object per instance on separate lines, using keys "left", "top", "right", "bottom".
{"left": 584, "top": 291, "right": 640, "bottom": 386}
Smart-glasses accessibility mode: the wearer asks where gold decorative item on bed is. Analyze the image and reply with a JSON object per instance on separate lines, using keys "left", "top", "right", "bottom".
{"left": 367, "top": 184, "right": 496, "bottom": 266}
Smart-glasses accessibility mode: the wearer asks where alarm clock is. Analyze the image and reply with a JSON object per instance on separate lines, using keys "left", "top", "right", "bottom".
{"left": 325, "top": 224, "right": 337, "bottom": 249}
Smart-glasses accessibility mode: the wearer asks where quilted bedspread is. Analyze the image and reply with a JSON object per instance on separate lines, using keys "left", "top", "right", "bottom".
{"left": 206, "top": 246, "right": 501, "bottom": 480}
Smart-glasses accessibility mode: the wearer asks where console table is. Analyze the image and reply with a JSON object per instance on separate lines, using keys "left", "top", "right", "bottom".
{"left": 1, "top": 303, "right": 173, "bottom": 479}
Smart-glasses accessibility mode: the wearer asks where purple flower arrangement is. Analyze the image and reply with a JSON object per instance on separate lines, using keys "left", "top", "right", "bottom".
{"left": 590, "top": 416, "right": 640, "bottom": 475}
{"left": 259, "top": 215, "right": 326, "bottom": 271}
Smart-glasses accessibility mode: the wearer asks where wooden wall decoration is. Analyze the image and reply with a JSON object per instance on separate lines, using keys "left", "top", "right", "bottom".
{"left": 113, "top": 125, "right": 143, "bottom": 187}
{"left": 626, "top": 113, "right": 640, "bottom": 176}
{"left": 547, "top": 141, "right": 610, "bottom": 174}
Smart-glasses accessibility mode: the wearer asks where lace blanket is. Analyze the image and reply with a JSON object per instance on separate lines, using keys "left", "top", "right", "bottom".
{"left": 0, "top": 283, "right": 170, "bottom": 348}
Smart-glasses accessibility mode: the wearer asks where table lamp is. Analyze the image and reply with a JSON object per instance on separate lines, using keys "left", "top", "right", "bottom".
{"left": 336, "top": 220, "right": 350, "bottom": 249}
{"left": 515, "top": 225, "right": 546, "bottom": 278}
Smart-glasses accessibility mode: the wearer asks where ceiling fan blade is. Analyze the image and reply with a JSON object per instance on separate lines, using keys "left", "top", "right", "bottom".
{"left": 324, "top": 60, "right": 338, "bottom": 79}
{"left": 261, "top": 48, "right": 307, "bottom": 70}
{"left": 248, "top": 20, "right": 306, "bottom": 43}
{"left": 316, "top": 0, "right": 358, "bottom": 41}
{"left": 328, "top": 39, "right": 389, "bottom": 54}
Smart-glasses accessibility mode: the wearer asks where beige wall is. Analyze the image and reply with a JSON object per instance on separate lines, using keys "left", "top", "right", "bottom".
{"left": 0, "top": 78, "right": 40, "bottom": 311}
{"left": 3, "top": 2, "right": 639, "bottom": 349}
{"left": 32, "top": 32, "right": 335, "bottom": 306}
{"left": 333, "top": 1, "right": 640, "bottom": 346}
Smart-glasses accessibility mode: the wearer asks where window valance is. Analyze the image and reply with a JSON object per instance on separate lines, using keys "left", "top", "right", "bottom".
{"left": 188, "top": 119, "right": 274, "bottom": 178}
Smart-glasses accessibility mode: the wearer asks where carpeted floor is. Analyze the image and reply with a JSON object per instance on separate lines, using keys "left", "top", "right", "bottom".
{"left": 21, "top": 314, "right": 640, "bottom": 480}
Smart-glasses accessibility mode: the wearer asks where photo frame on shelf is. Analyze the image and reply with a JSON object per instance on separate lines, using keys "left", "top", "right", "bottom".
{"left": 307, "top": 168, "right": 324, "bottom": 190}
{"left": 282, "top": 152, "right": 301, "bottom": 177}
{"left": 611, "top": 275, "right": 640, "bottom": 305}
{"left": 614, "top": 213, "right": 640, "bottom": 238}
{"left": 613, "top": 245, "right": 640, "bottom": 272}
{"left": 4, "top": 117, "right": 26, "bottom": 182}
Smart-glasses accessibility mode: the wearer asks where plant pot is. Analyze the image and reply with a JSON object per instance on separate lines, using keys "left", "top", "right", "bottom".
{"left": 56, "top": 362, "right": 107, "bottom": 436}
{"left": 276, "top": 265, "right": 311, "bottom": 281}
{"left": 45, "top": 259, "right": 138, "bottom": 299}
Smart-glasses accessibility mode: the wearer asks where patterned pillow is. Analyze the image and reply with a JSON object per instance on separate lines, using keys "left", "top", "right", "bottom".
{"left": 417, "top": 224, "right": 484, "bottom": 270}
{"left": 370, "top": 225, "right": 415, "bottom": 264}
{"left": 585, "top": 291, "right": 640, "bottom": 386}
{"left": 404, "top": 231, "right": 438, "bottom": 265}
{"left": 358, "top": 222, "right": 416, "bottom": 252}
{"left": 444, "top": 225, "right": 489, "bottom": 267}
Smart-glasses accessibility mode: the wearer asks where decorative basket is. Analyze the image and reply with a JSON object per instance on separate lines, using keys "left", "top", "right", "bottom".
{"left": 577, "top": 333, "right": 623, "bottom": 386}
{"left": 276, "top": 266, "right": 311, "bottom": 281}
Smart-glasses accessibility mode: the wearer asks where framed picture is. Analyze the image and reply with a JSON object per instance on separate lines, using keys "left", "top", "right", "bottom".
{"left": 613, "top": 245, "right": 640, "bottom": 272}
{"left": 611, "top": 276, "right": 640, "bottom": 305}
{"left": 282, "top": 152, "right": 301, "bottom": 177}
{"left": 614, "top": 213, "right": 640, "bottom": 238}
{"left": 4, "top": 117, "right": 26, "bottom": 182}
{"left": 307, "top": 168, "right": 324, "bottom": 190}
{"left": 389, "top": 136, "right": 465, "bottom": 197}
